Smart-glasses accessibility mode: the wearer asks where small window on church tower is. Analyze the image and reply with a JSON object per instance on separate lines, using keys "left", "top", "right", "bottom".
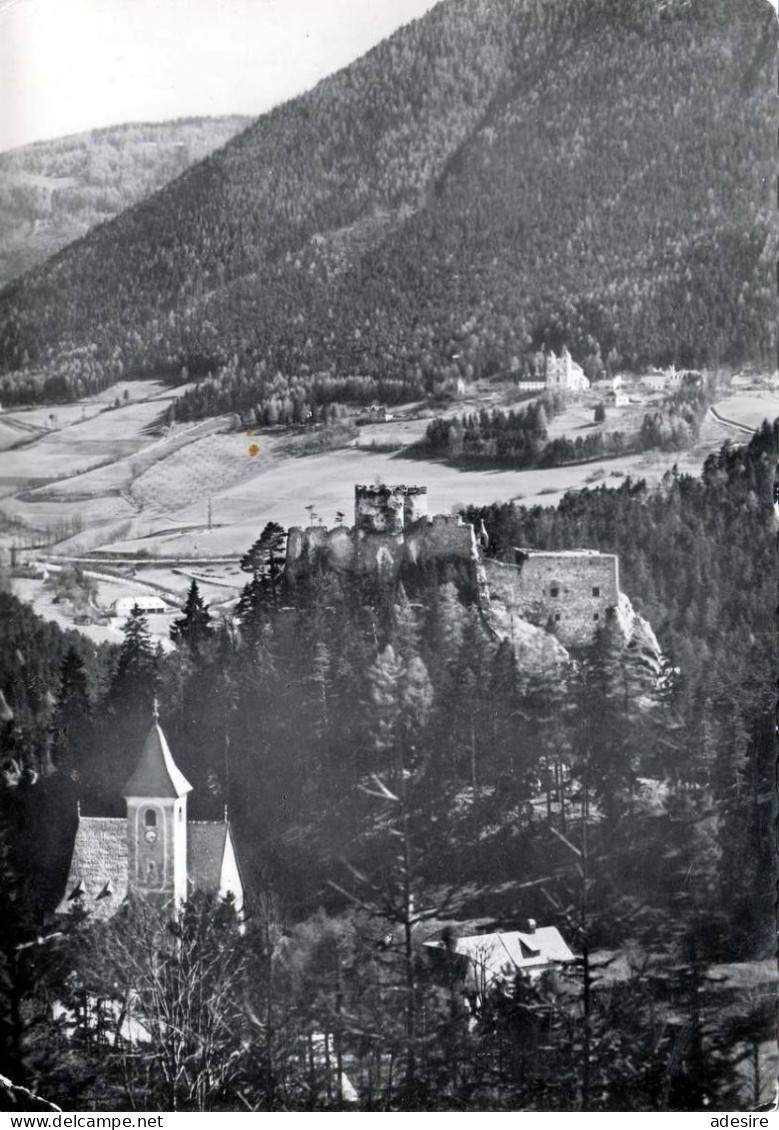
{"left": 144, "top": 809, "right": 157, "bottom": 827}
{"left": 592, "top": 586, "right": 601, "bottom": 597}
{"left": 550, "top": 586, "right": 560, "bottom": 597}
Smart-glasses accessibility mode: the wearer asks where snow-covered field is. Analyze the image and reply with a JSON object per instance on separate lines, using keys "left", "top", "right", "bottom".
{"left": 0, "top": 372, "right": 765, "bottom": 638}
{"left": 711, "top": 391, "right": 779, "bottom": 431}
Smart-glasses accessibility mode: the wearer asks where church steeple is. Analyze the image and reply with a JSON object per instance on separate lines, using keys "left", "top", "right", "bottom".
{"left": 123, "top": 702, "right": 191, "bottom": 910}
{"left": 122, "top": 699, "right": 192, "bottom": 800}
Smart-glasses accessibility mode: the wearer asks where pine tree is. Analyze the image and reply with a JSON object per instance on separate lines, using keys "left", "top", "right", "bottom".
{"left": 51, "top": 646, "right": 91, "bottom": 786}
{"left": 170, "top": 580, "right": 213, "bottom": 656}
{"left": 99, "top": 607, "right": 159, "bottom": 802}
{"left": 240, "top": 522, "right": 287, "bottom": 604}
{"left": 113, "top": 606, "right": 157, "bottom": 703}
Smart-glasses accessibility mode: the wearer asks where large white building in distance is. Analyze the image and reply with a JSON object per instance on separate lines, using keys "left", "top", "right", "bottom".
{"left": 517, "top": 347, "right": 590, "bottom": 393}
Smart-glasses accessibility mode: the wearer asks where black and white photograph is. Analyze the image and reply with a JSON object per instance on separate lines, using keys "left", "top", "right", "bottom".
{"left": 0, "top": 0, "right": 776, "bottom": 1114}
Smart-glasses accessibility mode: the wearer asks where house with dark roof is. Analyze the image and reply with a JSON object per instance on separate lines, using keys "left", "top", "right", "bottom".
{"left": 57, "top": 705, "right": 243, "bottom": 919}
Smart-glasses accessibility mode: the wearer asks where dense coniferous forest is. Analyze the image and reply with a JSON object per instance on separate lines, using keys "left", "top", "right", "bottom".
{"left": 0, "top": 428, "right": 774, "bottom": 1110}
{"left": 0, "top": 117, "right": 250, "bottom": 288}
{"left": 0, "top": 0, "right": 774, "bottom": 415}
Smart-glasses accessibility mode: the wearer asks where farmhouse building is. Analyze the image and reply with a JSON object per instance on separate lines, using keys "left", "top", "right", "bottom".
{"left": 57, "top": 705, "right": 243, "bottom": 920}
{"left": 357, "top": 404, "right": 394, "bottom": 424}
{"left": 605, "top": 387, "right": 630, "bottom": 408}
{"left": 111, "top": 595, "right": 168, "bottom": 616}
{"left": 641, "top": 365, "right": 686, "bottom": 392}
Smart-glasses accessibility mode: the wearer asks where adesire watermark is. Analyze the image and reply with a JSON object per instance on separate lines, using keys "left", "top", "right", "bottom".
{"left": 710, "top": 1120, "right": 772, "bottom": 1128}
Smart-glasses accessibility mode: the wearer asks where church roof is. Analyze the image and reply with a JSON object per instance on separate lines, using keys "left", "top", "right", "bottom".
{"left": 122, "top": 721, "right": 192, "bottom": 799}
{"left": 57, "top": 817, "right": 242, "bottom": 918}
{"left": 55, "top": 817, "right": 128, "bottom": 920}
{"left": 188, "top": 822, "right": 230, "bottom": 893}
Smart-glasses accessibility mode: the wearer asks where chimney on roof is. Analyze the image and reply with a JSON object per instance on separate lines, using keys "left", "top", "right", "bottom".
{"left": 526, "top": 918, "right": 537, "bottom": 934}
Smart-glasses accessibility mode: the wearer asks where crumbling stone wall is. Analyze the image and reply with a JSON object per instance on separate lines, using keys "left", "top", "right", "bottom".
{"left": 285, "top": 509, "right": 477, "bottom": 586}
{"left": 354, "top": 485, "right": 428, "bottom": 534}
{"left": 483, "top": 550, "right": 620, "bottom": 648}
{"left": 285, "top": 484, "right": 470, "bottom": 585}
{"left": 284, "top": 487, "right": 638, "bottom": 656}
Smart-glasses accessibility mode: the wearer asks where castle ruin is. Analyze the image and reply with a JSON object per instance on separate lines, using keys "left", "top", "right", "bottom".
{"left": 285, "top": 485, "right": 479, "bottom": 586}
{"left": 482, "top": 549, "right": 620, "bottom": 649}
{"left": 354, "top": 484, "right": 428, "bottom": 533}
{"left": 284, "top": 485, "right": 660, "bottom": 662}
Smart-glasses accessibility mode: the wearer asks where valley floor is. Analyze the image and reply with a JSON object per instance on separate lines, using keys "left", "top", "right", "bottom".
{"left": 0, "top": 373, "right": 774, "bottom": 648}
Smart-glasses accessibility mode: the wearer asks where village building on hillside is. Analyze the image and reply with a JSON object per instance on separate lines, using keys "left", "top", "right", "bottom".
{"left": 425, "top": 921, "right": 576, "bottom": 1001}
{"left": 605, "top": 386, "right": 630, "bottom": 408}
{"left": 516, "top": 347, "right": 589, "bottom": 394}
{"left": 57, "top": 705, "right": 243, "bottom": 920}
{"left": 516, "top": 376, "right": 547, "bottom": 393}
{"left": 641, "top": 365, "right": 685, "bottom": 392}
{"left": 356, "top": 404, "right": 394, "bottom": 424}
{"left": 544, "top": 347, "right": 590, "bottom": 392}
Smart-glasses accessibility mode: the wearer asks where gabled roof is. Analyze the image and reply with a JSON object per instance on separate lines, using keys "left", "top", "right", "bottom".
{"left": 55, "top": 817, "right": 128, "bottom": 920}
{"left": 188, "top": 821, "right": 244, "bottom": 912}
{"left": 122, "top": 722, "right": 192, "bottom": 799}
{"left": 188, "top": 821, "right": 228, "bottom": 893}
{"left": 426, "top": 927, "right": 575, "bottom": 989}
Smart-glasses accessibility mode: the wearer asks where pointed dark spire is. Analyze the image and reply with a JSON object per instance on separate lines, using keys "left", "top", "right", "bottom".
{"left": 122, "top": 709, "right": 192, "bottom": 799}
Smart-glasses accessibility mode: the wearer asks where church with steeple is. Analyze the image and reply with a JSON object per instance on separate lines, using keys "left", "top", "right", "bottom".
{"left": 57, "top": 706, "right": 243, "bottom": 919}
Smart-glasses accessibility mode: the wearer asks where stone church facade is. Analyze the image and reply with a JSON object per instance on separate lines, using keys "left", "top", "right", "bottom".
{"left": 57, "top": 708, "right": 243, "bottom": 920}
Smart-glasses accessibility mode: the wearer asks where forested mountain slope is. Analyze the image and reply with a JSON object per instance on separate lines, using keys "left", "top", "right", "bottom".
{"left": 0, "top": 117, "right": 250, "bottom": 289}
{"left": 0, "top": 0, "right": 774, "bottom": 413}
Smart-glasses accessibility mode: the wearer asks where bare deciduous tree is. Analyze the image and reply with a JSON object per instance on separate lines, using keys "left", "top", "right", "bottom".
{"left": 73, "top": 894, "right": 249, "bottom": 1111}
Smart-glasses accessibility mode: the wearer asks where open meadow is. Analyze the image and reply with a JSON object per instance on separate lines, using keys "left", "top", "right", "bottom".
{"left": 711, "top": 390, "right": 779, "bottom": 432}
{"left": 0, "top": 372, "right": 771, "bottom": 637}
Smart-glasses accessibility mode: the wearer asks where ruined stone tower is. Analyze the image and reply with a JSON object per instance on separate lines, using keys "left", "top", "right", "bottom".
{"left": 354, "top": 484, "right": 428, "bottom": 535}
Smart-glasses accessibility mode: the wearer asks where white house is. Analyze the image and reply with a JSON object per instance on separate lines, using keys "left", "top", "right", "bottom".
{"left": 57, "top": 705, "right": 244, "bottom": 920}
{"left": 425, "top": 921, "right": 576, "bottom": 1000}
{"left": 605, "top": 388, "right": 630, "bottom": 408}
{"left": 642, "top": 365, "right": 684, "bottom": 392}
{"left": 111, "top": 595, "right": 168, "bottom": 616}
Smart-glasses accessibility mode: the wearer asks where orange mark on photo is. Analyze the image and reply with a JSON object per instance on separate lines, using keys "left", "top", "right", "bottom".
{"left": 248, "top": 443, "right": 260, "bottom": 457}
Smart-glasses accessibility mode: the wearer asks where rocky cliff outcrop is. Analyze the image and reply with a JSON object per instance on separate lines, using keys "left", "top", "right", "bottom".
{"left": 284, "top": 486, "right": 664, "bottom": 678}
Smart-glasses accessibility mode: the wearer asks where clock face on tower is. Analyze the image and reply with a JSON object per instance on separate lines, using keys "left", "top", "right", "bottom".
{"left": 137, "top": 805, "right": 165, "bottom": 889}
